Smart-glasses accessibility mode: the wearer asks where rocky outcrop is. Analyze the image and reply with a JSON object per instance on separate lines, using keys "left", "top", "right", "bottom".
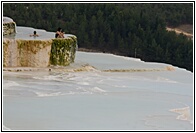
{"left": 3, "top": 16, "right": 77, "bottom": 68}
{"left": 3, "top": 17, "right": 16, "bottom": 35}
{"left": 3, "top": 37, "right": 77, "bottom": 67}
{"left": 50, "top": 37, "right": 77, "bottom": 66}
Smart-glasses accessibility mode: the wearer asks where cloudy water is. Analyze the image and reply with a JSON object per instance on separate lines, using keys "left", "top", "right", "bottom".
{"left": 3, "top": 26, "right": 75, "bottom": 40}
{"left": 3, "top": 51, "right": 193, "bottom": 131}
{"left": 3, "top": 26, "right": 193, "bottom": 131}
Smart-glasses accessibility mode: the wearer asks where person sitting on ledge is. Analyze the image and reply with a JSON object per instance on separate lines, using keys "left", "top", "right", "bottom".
{"left": 30, "top": 31, "right": 39, "bottom": 37}
{"left": 55, "top": 27, "right": 65, "bottom": 38}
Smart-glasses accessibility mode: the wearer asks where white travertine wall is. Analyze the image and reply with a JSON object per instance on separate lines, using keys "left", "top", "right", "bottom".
{"left": 3, "top": 38, "right": 77, "bottom": 67}
{"left": 3, "top": 39, "right": 52, "bottom": 67}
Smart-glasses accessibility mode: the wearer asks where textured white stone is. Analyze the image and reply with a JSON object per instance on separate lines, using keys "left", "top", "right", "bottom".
{"left": 3, "top": 16, "right": 14, "bottom": 23}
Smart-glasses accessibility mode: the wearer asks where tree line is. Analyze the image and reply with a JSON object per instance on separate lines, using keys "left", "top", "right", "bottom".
{"left": 3, "top": 3, "right": 193, "bottom": 71}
